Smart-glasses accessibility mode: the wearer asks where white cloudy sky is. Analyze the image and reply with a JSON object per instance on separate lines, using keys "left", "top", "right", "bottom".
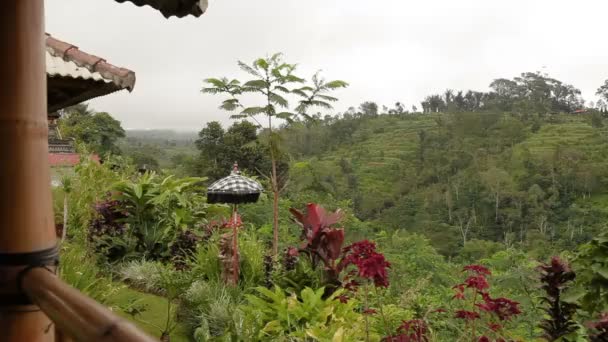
{"left": 46, "top": 0, "right": 608, "bottom": 130}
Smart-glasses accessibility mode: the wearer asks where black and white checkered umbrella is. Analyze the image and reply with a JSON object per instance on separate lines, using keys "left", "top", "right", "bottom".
{"left": 207, "top": 163, "right": 264, "bottom": 204}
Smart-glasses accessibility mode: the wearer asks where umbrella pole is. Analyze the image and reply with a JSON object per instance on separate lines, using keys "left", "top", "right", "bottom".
{"left": 0, "top": 1, "right": 57, "bottom": 341}
{"left": 232, "top": 204, "right": 239, "bottom": 286}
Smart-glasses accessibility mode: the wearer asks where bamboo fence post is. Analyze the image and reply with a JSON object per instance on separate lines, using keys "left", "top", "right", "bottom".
{"left": 0, "top": 1, "right": 57, "bottom": 340}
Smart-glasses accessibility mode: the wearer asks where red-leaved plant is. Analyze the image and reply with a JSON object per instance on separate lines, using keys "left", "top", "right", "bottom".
{"left": 290, "top": 204, "right": 392, "bottom": 341}
{"left": 384, "top": 264, "right": 521, "bottom": 342}
{"left": 588, "top": 312, "right": 608, "bottom": 342}
{"left": 289, "top": 204, "right": 390, "bottom": 295}
{"left": 537, "top": 256, "right": 579, "bottom": 340}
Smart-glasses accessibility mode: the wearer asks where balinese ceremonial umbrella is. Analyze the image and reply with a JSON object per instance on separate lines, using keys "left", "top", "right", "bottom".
{"left": 207, "top": 163, "right": 263, "bottom": 284}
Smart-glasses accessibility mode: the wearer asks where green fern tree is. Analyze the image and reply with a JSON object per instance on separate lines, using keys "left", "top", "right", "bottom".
{"left": 201, "top": 53, "right": 347, "bottom": 255}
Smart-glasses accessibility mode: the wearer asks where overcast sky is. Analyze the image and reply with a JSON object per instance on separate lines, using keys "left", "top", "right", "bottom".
{"left": 46, "top": 0, "right": 608, "bottom": 130}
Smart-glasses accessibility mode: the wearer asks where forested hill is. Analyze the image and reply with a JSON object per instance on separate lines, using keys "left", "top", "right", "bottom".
{"left": 282, "top": 111, "right": 608, "bottom": 256}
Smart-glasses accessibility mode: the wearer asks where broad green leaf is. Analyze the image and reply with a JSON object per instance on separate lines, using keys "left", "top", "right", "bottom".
{"left": 592, "top": 264, "right": 608, "bottom": 279}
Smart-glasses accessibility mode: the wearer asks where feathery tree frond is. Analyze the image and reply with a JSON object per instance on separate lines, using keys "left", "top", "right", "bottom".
{"left": 295, "top": 71, "right": 349, "bottom": 115}
{"left": 201, "top": 54, "right": 346, "bottom": 257}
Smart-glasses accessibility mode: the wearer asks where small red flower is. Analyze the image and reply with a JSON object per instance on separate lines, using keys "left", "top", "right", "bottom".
{"left": 478, "top": 337, "right": 490, "bottom": 342}
{"left": 455, "top": 310, "right": 480, "bottom": 321}
{"left": 363, "top": 308, "right": 377, "bottom": 315}
{"left": 465, "top": 275, "right": 489, "bottom": 291}
{"left": 464, "top": 264, "right": 492, "bottom": 276}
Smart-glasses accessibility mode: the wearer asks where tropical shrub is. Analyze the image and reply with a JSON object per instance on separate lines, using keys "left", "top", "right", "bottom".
{"left": 242, "top": 286, "right": 371, "bottom": 340}
{"left": 90, "top": 173, "right": 208, "bottom": 262}
{"left": 574, "top": 232, "right": 608, "bottom": 315}
{"left": 59, "top": 243, "right": 122, "bottom": 304}
{"left": 118, "top": 260, "right": 165, "bottom": 294}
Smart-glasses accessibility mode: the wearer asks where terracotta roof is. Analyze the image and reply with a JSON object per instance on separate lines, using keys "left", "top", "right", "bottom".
{"left": 46, "top": 34, "right": 135, "bottom": 91}
{"left": 46, "top": 34, "right": 136, "bottom": 112}
{"left": 49, "top": 153, "right": 100, "bottom": 167}
{"left": 113, "top": 0, "right": 208, "bottom": 18}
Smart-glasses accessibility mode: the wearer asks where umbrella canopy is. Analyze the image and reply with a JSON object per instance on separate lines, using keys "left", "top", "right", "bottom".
{"left": 207, "top": 163, "right": 264, "bottom": 204}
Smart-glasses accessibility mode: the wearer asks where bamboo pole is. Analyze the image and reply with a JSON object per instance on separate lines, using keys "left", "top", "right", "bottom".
{"left": 0, "top": 1, "right": 57, "bottom": 341}
{"left": 22, "top": 268, "right": 157, "bottom": 342}
{"left": 232, "top": 204, "right": 239, "bottom": 286}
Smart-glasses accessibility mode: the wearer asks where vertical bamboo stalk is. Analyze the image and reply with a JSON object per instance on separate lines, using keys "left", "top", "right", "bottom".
{"left": 232, "top": 204, "right": 239, "bottom": 286}
{"left": 0, "top": 1, "right": 57, "bottom": 341}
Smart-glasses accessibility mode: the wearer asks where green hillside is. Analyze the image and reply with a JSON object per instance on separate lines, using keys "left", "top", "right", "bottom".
{"left": 284, "top": 112, "right": 608, "bottom": 256}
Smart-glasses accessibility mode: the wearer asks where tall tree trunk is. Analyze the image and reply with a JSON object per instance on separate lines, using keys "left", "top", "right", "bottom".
{"left": 268, "top": 114, "right": 279, "bottom": 256}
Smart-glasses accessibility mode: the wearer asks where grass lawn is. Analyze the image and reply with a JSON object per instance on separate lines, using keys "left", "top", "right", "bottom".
{"left": 108, "top": 286, "right": 191, "bottom": 342}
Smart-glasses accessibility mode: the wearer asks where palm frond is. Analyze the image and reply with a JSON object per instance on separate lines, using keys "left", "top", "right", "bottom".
{"left": 238, "top": 61, "right": 261, "bottom": 77}
{"left": 273, "top": 85, "right": 290, "bottom": 94}
{"left": 275, "top": 112, "right": 294, "bottom": 120}
{"left": 230, "top": 114, "right": 249, "bottom": 120}
{"left": 269, "top": 93, "right": 289, "bottom": 108}
{"left": 219, "top": 99, "right": 240, "bottom": 111}
{"left": 242, "top": 106, "right": 268, "bottom": 115}
{"left": 203, "top": 78, "right": 228, "bottom": 88}
{"left": 243, "top": 80, "right": 269, "bottom": 89}
{"left": 283, "top": 74, "right": 305, "bottom": 83}
{"left": 323, "top": 80, "right": 349, "bottom": 89}
{"left": 316, "top": 94, "right": 338, "bottom": 102}
{"left": 291, "top": 89, "right": 308, "bottom": 98}
{"left": 254, "top": 58, "right": 269, "bottom": 71}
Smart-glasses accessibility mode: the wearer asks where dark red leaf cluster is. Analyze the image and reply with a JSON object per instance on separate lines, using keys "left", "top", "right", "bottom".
{"left": 537, "top": 256, "right": 579, "bottom": 340}
{"left": 476, "top": 294, "right": 521, "bottom": 321}
{"left": 588, "top": 312, "right": 608, "bottom": 342}
{"left": 341, "top": 240, "right": 391, "bottom": 287}
{"left": 455, "top": 310, "right": 481, "bottom": 321}
{"left": 383, "top": 319, "right": 429, "bottom": 342}
{"left": 170, "top": 229, "right": 201, "bottom": 270}
{"left": 464, "top": 274, "right": 490, "bottom": 291}
{"left": 290, "top": 203, "right": 345, "bottom": 267}
{"left": 464, "top": 264, "right": 492, "bottom": 276}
